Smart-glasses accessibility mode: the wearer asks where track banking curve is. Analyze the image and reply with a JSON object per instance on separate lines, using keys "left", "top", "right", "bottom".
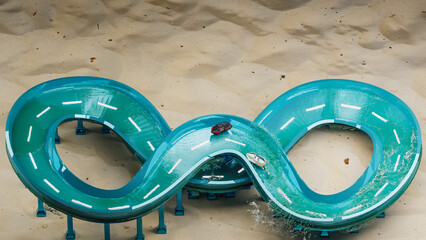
{"left": 5, "top": 77, "right": 421, "bottom": 231}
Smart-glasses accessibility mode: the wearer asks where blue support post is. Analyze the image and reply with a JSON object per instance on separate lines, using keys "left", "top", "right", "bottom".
{"left": 207, "top": 193, "right": 217, "bottom": 200}
{"left": 376, "top": 212, "right": 386, "bottom": 218}
{"left": 156, "top": 205, "right": 167, "bottom": 234}
{"left": 104, "top": 223, "right": 111, "bottom": 240}
{"left": 175, "top": 189, "right": 184, "bottom": 216}
{"left": 101, "top": 125, "right": 110, "bottom": 134}
{"left": 36, "top": 198, "right": 46, "bottom": 217}
{"left": 65, "top": 215, "right": 76, "bottom": 239}
{"left": 320, "top": 231, "right": 329, "bottom": 237}
{"left": 187, "top": 190, "right": 198, "bottom": 199}
{"left": 294, "top": 226, "right": 303, "bottom": 231}
{"left": 349, "top": 226, "right": 360, "bottom": 233}
{"left": 76, "top": 120, "right": 85, "bottom": 135}
{"left": 135, "top": 217, "right": 144, "bottom": 240}
{"left": 55, "top": 128, "right": 60, "bottom": 144}
{"left": 225, "top": 192, "right": 235, "bottom": 198}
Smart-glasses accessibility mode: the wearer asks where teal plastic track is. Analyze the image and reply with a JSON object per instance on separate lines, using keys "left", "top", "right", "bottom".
{"left": 6, "top": 77, "right": 421, "bottom": 231}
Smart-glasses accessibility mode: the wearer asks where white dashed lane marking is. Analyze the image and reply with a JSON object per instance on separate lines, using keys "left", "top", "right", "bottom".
{"left": 306, "top": 104, "right": 325, "bottom": 112}
{"left": 27, "top": 126, "right": 32, "bottom": 142}
{"left": 98, "top": 102, "right": 117, "bottom": 110}
{"left": 62, "top": 101, "right": 82, "bottom": 105}
{"left": 372, "top": 112, "right": 388, "bottom": 122}
{"left": 37, "top": 107, "right": 51, "bottom": 118}
{"left": 225, "top": 138, "right": 246, "bottom": 146}
{"left": 29, "top": 153, "right": 37, "bottom": 169}
{"left": 44, "top": 179, "right": 60, "bottom": 193}
{"left": 108, "top": 205, "right": 130, "bottom": 210}
{"left": 191, "top": 140, "right": 209, "bottom": 150}
{"left": 341, "top": 104, "right": 361, "bottom": 110}
{"left": 374, "top": 182, "right": 389, "bottom": 197}
{"left": 128, "top": 117, "right": 141, "bottom": 132}
{"left": 72, "top": 199, "right": 92, "bottom": 208}
{"left": 393, "top": 129, "right": 401, "bottom": 144}
{"left": 280, "top": 117, "right": 295, "bottom": 130}
{"left": 168, "top": 159, "right": 182, "bottom": 174}
{"left": 143, "top": 185, "right": 160, "bottom": 199}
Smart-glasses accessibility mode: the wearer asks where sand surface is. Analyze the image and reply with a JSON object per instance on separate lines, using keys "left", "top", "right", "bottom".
{"left": 1, "top": 0, "right": 426, "bottom": 239}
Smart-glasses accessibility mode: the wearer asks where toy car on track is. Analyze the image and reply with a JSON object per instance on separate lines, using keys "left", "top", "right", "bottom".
{"left": 211, "top": 121, "right": 232, "bottom": 135}
{"left": 246, "top": 152, "right": 267, "bottom": 167}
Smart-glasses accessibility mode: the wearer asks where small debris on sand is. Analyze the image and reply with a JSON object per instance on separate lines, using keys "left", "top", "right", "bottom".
{"left": 90, "top": 57, "right": 96, "bottom": 62}
{"left": 344, "top": 158, "right": 350, "bottom": 165}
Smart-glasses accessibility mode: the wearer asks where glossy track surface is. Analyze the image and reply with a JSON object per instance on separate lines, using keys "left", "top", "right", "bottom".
{"left": 6, "top": 77, "right": 421, "bottom": 230}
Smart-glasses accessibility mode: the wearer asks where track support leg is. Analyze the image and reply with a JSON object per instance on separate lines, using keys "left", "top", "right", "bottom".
{"left": 293, "top": 226, "right": 303, "bottom": 231}
{"left": 135, "top": 217, "right": 144, "bottom": 240}
{"left": 36, "top": 198, "right": 46, "bottom": 217}
{"left": 65, "top": 215, "right": 76, "bottom": 239}
{"left": 225, "top": 192, "right": 235, "bottom": 198}
{"left": 207, "top": 193, "right": 217, "bottom": 200}
{"left": 320, "top": 231, "right": 329, "bottom": 237}
{"left": 76, "top": 120, "right": 85, "bottom": 135}
{"left": 156, "top": 205, "right": 167, "bottom": 234}
{"left": 187, "top": 190, "right": 198, "bottom": 199}
{"left": 349, "top": 226, "right": 360, "bottom": 233}
{"left": 104, "top": 223, "right": 111, "bottom": 240}
{"left": 175, "top": 189, "right": 184, "bottom": 216}
{"left": 376, "top": 212, "right": 385, "bottom": 218}
{"left": 101, "top": 125, "right": 110, "bottom": 134}
{"left": 55, "top": 128, "right": 60, "bottom": 144}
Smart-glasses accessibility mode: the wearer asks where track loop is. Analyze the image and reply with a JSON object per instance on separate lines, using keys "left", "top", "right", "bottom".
{"left": 6, "top": 77, "right": 422, "bottom": 230}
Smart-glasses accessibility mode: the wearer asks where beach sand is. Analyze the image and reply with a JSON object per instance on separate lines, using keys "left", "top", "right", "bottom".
{"left": 1, "top": 0, "right": 425, "bottom": 239}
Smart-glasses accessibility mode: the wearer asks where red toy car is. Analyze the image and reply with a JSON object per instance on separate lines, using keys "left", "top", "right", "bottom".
{"left": 211, "top": 121, "right": 232, "bottom": 135}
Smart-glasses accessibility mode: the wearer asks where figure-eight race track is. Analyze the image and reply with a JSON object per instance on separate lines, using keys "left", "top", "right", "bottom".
{"left": 5, "top": 77, "right": 422, "bottom": 231}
